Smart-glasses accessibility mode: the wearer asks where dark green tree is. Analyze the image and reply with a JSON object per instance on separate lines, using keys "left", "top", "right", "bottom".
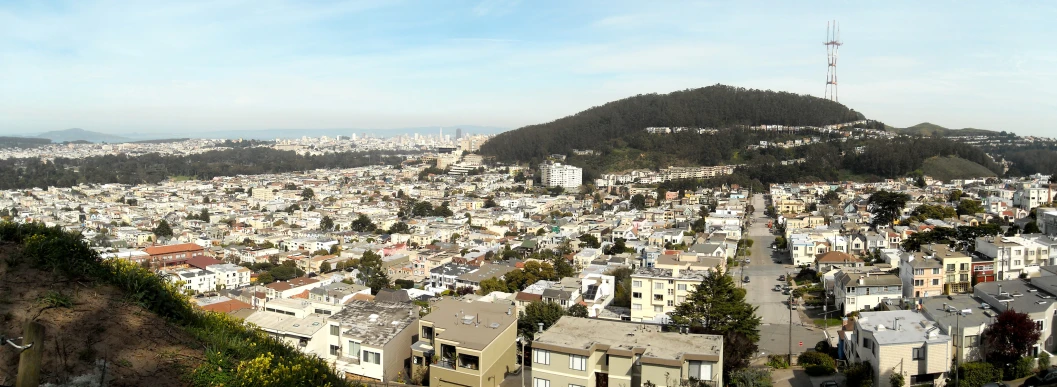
{"left": 630, "top": 194, "right": 646, "bottom": 210}
{"left": 388, "top": 222, "right": 410, "bottom": 234}
{"left": 1024, "top": 221, "right": 1042, "bottom": 234}
{"left": 351, "top": 214, "right": 376, "bottom": 232}
{"left": 301, "top": 187, "right": 315, "bottom": 200}
{"left": 319, "top": 261, "right": 331, "bottom": 273}
{"left": 566, "top": 304, "right": 589, "bottom": 318}
{"left": 153, "top": 220, "right": 174, "bottom": 238}
{"left": 320, "top": 215, "right": 335, "bottom": 231}
{"left": 357, "top": 250, "right": 390, "bottom": 295}
{"left": 868, "top": 190, "right": 910, "bottom": 227}
{"left": 578, "top": 234, "right": 601, "bottom": 249}
{"left": 668, "top": 266, "right": 761, "bottom": 376}
{"left": 957, "top": 199, "right": 985, "bottom": 216}
{"left": 518, "top": 302, "right": 565, "bottom": 341}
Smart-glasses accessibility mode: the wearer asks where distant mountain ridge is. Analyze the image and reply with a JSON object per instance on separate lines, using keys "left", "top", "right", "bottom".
{"left": 887, "top": 122, "right": 1001, "bottom": 137}
{"left": 37, "top": 128, "right": 129, "bottom": 143}
{"left": 480, "top": 84, "right": 866, "bottom": 163}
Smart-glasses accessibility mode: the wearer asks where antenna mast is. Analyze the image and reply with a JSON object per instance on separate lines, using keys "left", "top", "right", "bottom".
{"left": 824, "top": 20, "right": 843, "bottom": 102}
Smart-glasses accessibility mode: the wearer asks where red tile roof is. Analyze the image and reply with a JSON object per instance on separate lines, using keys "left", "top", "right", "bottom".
{"left": 186, "top": 256, "right": 223, "bottom": 269}
{"left": 201, "top": 299, "right": 253, "bottom": 314}
{"left": 144, "top": 243, "right": 204, "bottom": 256}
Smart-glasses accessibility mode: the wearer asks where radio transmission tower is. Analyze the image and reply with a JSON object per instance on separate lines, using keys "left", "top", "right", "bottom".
{"left": 824, "top": 20, "right": 842, "bottom": 102}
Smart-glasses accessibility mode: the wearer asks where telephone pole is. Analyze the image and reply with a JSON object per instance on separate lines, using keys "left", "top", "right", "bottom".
{"left": 788, "top": 271, "right": 794, "bottom": 366}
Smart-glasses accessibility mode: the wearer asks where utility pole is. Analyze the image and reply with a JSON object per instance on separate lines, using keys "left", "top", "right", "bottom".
{"left": 955, "top": 311, "right": 961, "bottom": 387}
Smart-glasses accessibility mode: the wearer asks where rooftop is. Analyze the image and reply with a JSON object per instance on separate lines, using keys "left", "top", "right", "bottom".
{"left": 975, "top": 278, "right": 1057, "bottom": 315}
{"left": 328, "top": 300, "right": 418, "bottom": 347}
{"left": 920, "top": 295, "right": 998, "bottom": 331}
{"left": 856, "top": 310, "right": 951, "bottom": 345}
{"left": 244, "top": 310, "right": 327, "bottom": 338}
{"left": 534, "top": 317, "right": 722, "bottom": 360}
{"left": 421, "top": 298, "right": 517, "bottom": 351}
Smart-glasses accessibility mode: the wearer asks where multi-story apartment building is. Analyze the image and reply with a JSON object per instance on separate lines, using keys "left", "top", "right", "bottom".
{"left": 834, "top": 271, "right": 902, "bottom": 315}
{"left": 846, "top": 310, "right": 952, "bottom": 386}
{"left": 532, "top": 317, "right": 724, "bottom": 387}
{"left": 540, "top": 163, "right": 583, "bottom": 189}
{"left": 207, "top": 263, "right": 252, "bottom": 289}
{"left": 326, "top": 301, "right": 419, "bottom": 382}
{"left": 165, "top": 267, "right": 216, "bottom": 294}
{"left": 629, "top": 266, "right": 711, "bottom": 323}
{"left": 1038, "top": 207, "right": 1057, "bottom": 237}
{"left": 976, "top": 236, "right": 1051, "bottom": 280}
{"left": 899, "top": 253, "right": 944, "bottom": 299}
{"left": 411, "top": 299, "right": 517, "bottom": 387}
{"left": 920, "top": 295, "right": 993, "bottom": 362}
{"left": 922, "top": 244, "right": 971, "bottom": 294}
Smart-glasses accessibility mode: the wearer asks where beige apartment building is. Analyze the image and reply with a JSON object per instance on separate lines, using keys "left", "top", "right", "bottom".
{"left": 629, "top": 265, "right": 710, "bottom": 323}
{"left": 532, "top": 317, "right": 723, "bottom": 387}
{"left": 411, "top": 299, "right": 518, "bottom": 387}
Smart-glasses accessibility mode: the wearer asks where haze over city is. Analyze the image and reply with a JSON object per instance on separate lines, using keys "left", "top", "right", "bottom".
{"left": 2, "top": 0, "right": 1055, "bottom": 136}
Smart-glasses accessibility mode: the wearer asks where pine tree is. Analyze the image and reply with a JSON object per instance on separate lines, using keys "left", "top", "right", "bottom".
{"left": 668, "top": 267, "right": 761, "bottom": 376}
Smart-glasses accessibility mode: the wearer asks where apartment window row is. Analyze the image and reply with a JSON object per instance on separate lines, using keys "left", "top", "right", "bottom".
{"left": 362, "top": 350, "right": 381, "bottom": 364}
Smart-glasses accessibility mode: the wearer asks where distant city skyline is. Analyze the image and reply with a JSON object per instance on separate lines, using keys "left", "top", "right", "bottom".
{"left": 2, "top": 1, "right": 1055, "bottom": 137}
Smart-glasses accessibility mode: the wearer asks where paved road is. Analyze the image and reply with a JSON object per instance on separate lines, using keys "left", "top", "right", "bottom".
{"left": 742, "top": 193, "right": 825, "bottom": 358}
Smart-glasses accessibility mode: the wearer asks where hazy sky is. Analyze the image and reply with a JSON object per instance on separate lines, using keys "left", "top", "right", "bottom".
{"left": 2, "top": 1, "right": 1055, "bottom": 136}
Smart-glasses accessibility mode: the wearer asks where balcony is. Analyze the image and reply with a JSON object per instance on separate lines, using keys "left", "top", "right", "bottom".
{"left": 434, "top": 358, "right": 456, "bottom": 370}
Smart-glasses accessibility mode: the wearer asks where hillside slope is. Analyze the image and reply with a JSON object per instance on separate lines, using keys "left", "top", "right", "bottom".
{"left": 37, "top": 128, "right": 129, "bottom": 143}
{"left": 921, "top": 156, "right": 997, "bottom": 181}
{"left": 480, "top": 84, "right": 865, "bottom": 162}
{"left": 889, "top": 122, "right": 1000, "bottom": 137}
{"left": 0, "top": 244, "right": 202, "bottom": 386}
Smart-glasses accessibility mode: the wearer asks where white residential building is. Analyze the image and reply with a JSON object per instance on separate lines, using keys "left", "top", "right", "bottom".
{"left": 165, "top": 267, "right": 217, "bottom": 294}
{"left": 207, "top": 263, "right": 252, "bottom": 289}
{"left": 540, "top": 163, "right": 583, "bottom": 189}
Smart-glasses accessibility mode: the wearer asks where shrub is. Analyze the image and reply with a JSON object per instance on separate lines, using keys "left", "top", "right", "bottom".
{"left": 845, "top": 362, "right": 874, "bottom": 387}
{"left": 957, "top": 362, "right": 1002, "bottom": 387}
{"left": 1040, "top": 352, "right": 1052, "bottom": 373}
{"left": 890, "top": 372, "right": 905, "bottom": 387}
{"left": 806, "top": 364, "right": 836, "bottom": 376}
{"left": 1007, "top": 356, "right": 1035, "bottom": 380}
{"left": 766, "top": 354, "right": 789, "bottom": 369}
{"left": 798, "top": 351, "right": 836, "bottom": 368}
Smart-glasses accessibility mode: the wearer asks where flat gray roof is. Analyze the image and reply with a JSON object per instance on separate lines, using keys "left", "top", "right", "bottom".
{"left": 421, "top": 298, "right": 517, "bottom": 351}
{"left": 535, "top": 316, "right": 722, "bottom": 360}
{"left": 857, "top": 310, "right": 950, "bottom": 345}
{"left": 245, "top": 310, "right": 327, "bottom": 338}
{"left": 328, "top": 300, "right": 418, "bottom": 347}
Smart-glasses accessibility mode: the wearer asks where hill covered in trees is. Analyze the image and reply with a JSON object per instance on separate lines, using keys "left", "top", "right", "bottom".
{"left": 0, "top": 148, "right": 408, "bottom": 190}
{"left": 480, "top": 84, "right": 865, "bottom": 163}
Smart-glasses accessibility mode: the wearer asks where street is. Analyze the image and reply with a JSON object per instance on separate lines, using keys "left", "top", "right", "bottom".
{"left": 742, "top": 193, "right": 825, "bottom": 359}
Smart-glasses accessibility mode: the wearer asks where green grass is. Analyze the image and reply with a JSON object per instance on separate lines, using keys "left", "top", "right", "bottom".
{"left": 38, "top": 290, "right": 74, "bottom": 308}
{"left": 921, "top": 155, "right": 996, "bottom": 181}
{"left": 813, "top": 318, "right": 843, "bottom": 327}
{"left": 168, "top": 175, "right": 196, "bottom": 182}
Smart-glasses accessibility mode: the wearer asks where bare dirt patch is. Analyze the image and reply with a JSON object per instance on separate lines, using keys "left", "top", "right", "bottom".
{"left": 0, "top": 243, "right": 202, "bottom": 386}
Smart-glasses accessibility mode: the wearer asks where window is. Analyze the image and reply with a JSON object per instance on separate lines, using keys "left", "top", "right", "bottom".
{"left": 667, "top": 289, "right": 674, "bottom": 295}
{"left": 932, "top": 279, "right": 940, "bottom": 286}
{"left": 363, "top": 350, "right": 381, "bottom": 364}
{"left": 330, "top": 325, "right": 340, "bottom": 336}
{"left": 654, "top": 294, "right": 664, "bottom": 301}
{"left": 914, "top": 280, "right": 924, "bottom": 286}
{"left": 932, "top": 268, "right": 940, "bottom": 275}
{"left": 633, "top": 281, "right": 642, "bottom": 288}
{"left": 912, "top": 347, "right": 925, "bottom": 360}
{"left": 632, "top": 292, "right": 642, "bottom": 299}
{"left": 946, "top": 264, "right": 955, "bottom": 272}
{"left": 654, "top": 305, "right": 663, "bottom": 312}
{"left": 914, "top": 269, "right": 924, "bottom": 275}
{"left": 667, "top": 300, "right": 674, "bottom": 306}
{"left": 655, "top": 282, "right": 664, "bottom": 290}
{"left": 688, "top": 360, "right": 713, "bottom": 381}
{"left": 677, "top": 296, "right": 686, "bottom": 303}
{"left": 569, "top": 355, "right": 587, "bottom": 371}
{"left": 1037, "top": 320, "right": 1045, "bottom": 332}
{"left": 1015, "top": 260, "right": 1022, "bottom": 266}
{"left": 534, "top": 378, "right": 550, "bottom": 387}
{"left": 677, "top": 284, "right": 687, "bottom": 291}
{"left": 632, "top": 303, "right": 642, "bottom": 310}
{"left": 347, "top": 341, "right": 361, "bottom": 358}
{"left": 330, "top": 345, "right": 340, "bottom": 356}
{"left": 534, "top": 349, "right": 550, "bottom": 365}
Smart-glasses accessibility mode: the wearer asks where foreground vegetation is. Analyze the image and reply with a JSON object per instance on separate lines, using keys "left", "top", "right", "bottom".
{"left": 0, "top": 222, "right": 354, "bottom": 386}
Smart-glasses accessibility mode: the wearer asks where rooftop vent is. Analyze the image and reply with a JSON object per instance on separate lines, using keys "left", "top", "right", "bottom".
{"left": 489, "top": 322, "right": 501, "bottom": 329}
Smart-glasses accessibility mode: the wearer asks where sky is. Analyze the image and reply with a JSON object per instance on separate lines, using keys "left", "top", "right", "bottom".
{"left": 2, "top": 0, "right": 1055, "bottom": 137}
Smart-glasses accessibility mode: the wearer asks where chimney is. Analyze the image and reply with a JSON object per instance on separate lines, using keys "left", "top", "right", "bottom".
{"left": 858, "top": 276, "right": 865, "bottom": 285}
{"left": 537, "top": 322, "right": 544, "bottom": 333}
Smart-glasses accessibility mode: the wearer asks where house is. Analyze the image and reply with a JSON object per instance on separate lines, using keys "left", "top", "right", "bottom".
{"left": 410, "top": 299, "right": 518, "bottom": 387}
{"left": 164, "top": 267, "right": 216, "bottom": 294}
{"left": 265, "top": 276, "right": 322, "bottom": 300}
{"left": 244, "top": 309, "right": 329, "bottom": 355}
{"left": 532, "top": 317, "right": 724, "bottom": 387}
{"left": 629, "top": 266, "right": 711, "bottom": 323}
{"left": 207, "top": 263, "right": 252, "bottom": 289}
{"left": 326, "top": 301, "right": 419, "bottom": 382}
{"left": 899, "top": 254, "right": 944, "bottom": 299}
{"left": 834, "top": 272, "right": 903, "bottom": 315}
{"left": 974, "top": 279, "right": 1057, "bottom": 355}
{"left": 923, "top": 244, "right": 972, "bottom": 294}
{"left": 143, "top": 242, "right": 206, "bottom": 267}
{"left": 815, "top": 251, "right": 864, "bottom": 273}
{"left": 846, "top": 310, "right": 952, "bottom": 386}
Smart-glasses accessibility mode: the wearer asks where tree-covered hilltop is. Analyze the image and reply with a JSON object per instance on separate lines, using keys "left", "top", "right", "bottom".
{"left": 480, "top": 84, "right": 866, "bottom": 163}
{"left": 0, "top": 148, "right": 410, "bottom": 189}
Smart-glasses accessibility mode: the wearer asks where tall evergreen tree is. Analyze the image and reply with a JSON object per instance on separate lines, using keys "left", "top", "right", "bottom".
{"left": 668, "top": 267, "right": 761, "bottom": 376}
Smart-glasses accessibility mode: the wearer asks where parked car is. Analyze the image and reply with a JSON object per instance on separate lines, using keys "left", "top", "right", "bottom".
{"left": 1024, "top": 371, "right": 1057, "bottom": 387}
{"left": 743, "top": 276, "right": 750, "bottom": 283}
{"left": 778, "top": 275, "right": 786, "bottom": 281}
{"left": 774, "top": 285, "right": 782, "bottom": 291}
{"left": 819, "top": 382, "right": 838, "bottom": 387}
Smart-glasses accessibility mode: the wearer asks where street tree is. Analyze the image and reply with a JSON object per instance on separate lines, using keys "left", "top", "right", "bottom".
{"left": 319, "top": 261, "right": 331, "bottom": 273}
{"left": 320, "top": 215, "right": 335, "bottom": 231}
{"left": 982, "top": 309, "right": 1041, "bottom": 366}
{"left": 351, "top": 214, "right": 376, "bottom": 232}
{"left": 578, "top": 234, "right": 601, "bottom": 249}
{"left": 668, "top": 266, "right": 761, "bottom": 376}
{"left": 388, "top": 222, "right": 410, "bottom": 234}
{"left": 301, "top": 187, "right": 315, "bottom": 200}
